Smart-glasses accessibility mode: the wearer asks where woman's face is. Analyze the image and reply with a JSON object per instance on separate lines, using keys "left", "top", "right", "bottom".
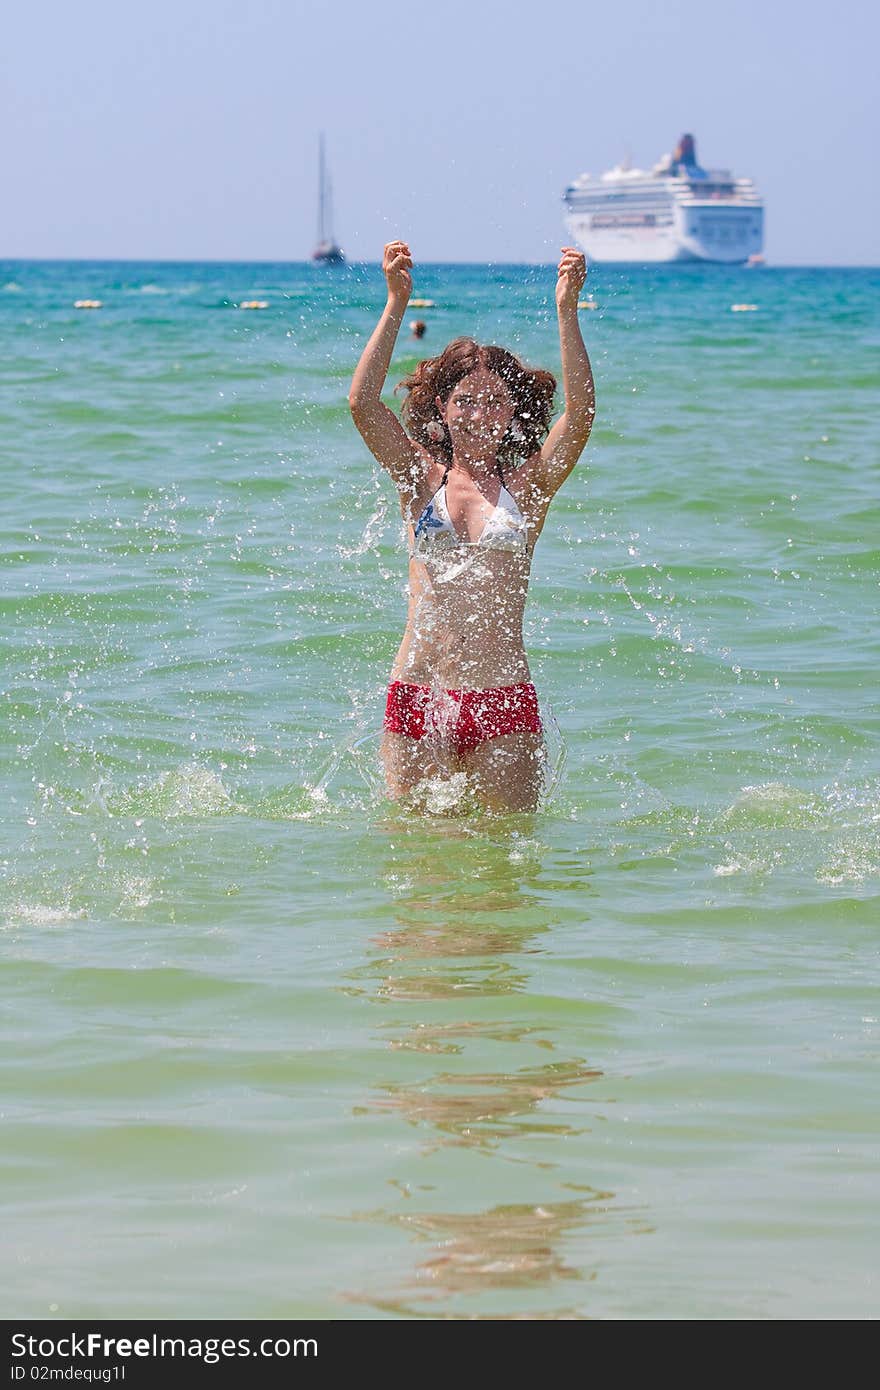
{"left": 437, "top": 369, "right": 516, "bottom": 452}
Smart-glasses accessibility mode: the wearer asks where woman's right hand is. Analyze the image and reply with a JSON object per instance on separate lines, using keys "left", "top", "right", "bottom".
{"left": 383, "top": 241, "right": 413, "bottom": 304}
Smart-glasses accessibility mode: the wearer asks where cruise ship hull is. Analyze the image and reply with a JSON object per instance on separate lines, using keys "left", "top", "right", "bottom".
{"left": 564, "top": 203, "right": 764, "bottom": 264}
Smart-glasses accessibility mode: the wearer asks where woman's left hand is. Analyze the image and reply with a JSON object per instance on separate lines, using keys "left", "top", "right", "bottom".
{"left": 555, "top": 247, "right": 587, "bottom": 310}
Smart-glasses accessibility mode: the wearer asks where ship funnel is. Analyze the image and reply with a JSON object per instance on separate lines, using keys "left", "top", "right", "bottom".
{"left": 675, "top": 133, "right": 697, "bottom": 167}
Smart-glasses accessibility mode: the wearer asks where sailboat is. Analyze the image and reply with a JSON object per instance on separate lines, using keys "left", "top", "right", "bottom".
{"left": 312, "top": 133, "right": 345, "bottom": 264}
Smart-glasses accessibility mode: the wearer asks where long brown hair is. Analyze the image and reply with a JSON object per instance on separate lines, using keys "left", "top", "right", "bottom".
{"left": 397, "top": 338, "right": 556, "bottom": 467}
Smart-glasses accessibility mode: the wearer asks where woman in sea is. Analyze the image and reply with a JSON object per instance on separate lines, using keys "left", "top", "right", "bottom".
{"left": 349, "top": 241, "right": 595, "bottom": 813}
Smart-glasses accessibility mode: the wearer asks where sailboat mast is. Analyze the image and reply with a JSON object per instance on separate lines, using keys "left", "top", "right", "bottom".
{"left": 318, "top": 133, "right": 326, "bottom": 243}
{"left": 312, "top": 131, "right": 343, "bottom": 262}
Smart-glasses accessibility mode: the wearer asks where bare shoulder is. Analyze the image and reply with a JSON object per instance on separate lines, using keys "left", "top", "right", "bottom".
{"left": 504, "top": 453, "right": 558, "bottom": 541}
{"left": 505, "top": 453, "right": 550, "bottom": 509}
{"left": 395, "top": 441, "right": 446, "bottom": 520}
{"left": 400, "top": 439, "right": 440, "bottom": 504}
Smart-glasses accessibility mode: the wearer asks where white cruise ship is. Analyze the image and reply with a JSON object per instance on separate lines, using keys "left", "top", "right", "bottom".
{"left": 563, "top": 134, "right": 764, "bottom": 264}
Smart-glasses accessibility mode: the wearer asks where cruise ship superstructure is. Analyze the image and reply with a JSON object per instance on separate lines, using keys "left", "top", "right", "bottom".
{"left": 563, "top": 135, "right": 764, "bottom": 264}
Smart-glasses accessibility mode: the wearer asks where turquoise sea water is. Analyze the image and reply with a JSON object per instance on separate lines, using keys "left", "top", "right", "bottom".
{"left": 2, "top": 260, "right": 878, "bottom": 1319}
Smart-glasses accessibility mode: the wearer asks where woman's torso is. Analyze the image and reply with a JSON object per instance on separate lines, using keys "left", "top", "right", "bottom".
{"left": 390, "top": 457, "right": 548, "bottom": 690}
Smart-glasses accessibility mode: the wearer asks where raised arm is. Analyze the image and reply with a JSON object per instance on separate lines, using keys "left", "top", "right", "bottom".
{"left": 534, "top": 248, "right": 595, "bottom": 496}
{"left": 348, "top": 241, "right": 429, "bottom": 497}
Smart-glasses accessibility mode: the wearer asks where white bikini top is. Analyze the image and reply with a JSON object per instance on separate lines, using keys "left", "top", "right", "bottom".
{"left": 410, "top": 466, "right": 529, "bottom": 560}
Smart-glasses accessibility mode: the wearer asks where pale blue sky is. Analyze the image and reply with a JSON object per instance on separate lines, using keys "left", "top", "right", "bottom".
{"left": 3, "top": 0, "right": 875, "bottom": 263}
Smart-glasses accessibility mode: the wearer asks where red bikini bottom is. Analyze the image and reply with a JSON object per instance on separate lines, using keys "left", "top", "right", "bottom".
{"left": 384, "top": 680, "right": 542, "bottom": 756}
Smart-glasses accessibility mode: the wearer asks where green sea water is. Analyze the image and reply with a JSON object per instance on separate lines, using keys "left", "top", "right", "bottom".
{"left": 2, "top": 259, "right": 878, "bottom": 1319}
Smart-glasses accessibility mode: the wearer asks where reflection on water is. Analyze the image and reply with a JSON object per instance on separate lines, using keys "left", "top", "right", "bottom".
{"left": 365, "top": 1060, "right": 603, "bottom": 1153}
{"left": 384, "top": 1021, "right": 554, "bottom": 1056}
{"left": 341, "top": 820, "right": 651, "bottom": 1317}
{"left": 346, "top": 1194, "right": 617, "bottom": 1318}
{"left": 343, "top": 820, "right": 552, "bottom": 1003}
{"left": 344, "top": 956, "right": 529, "bottom": 1001}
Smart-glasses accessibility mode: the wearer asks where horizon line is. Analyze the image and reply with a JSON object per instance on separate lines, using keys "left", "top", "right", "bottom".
{"left": 2, "top": 255, "right": 878, "bottom": 270}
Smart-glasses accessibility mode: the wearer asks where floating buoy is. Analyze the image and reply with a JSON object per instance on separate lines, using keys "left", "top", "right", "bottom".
{"left": 74, "top": 299, "right": 102, "bottom": 309}
{"left": 410, "top": 298, "right": 435, "bottom": 308}
{"left": 577, "top": 299, "right": 598, "bottom": 310}
{"left": 731, "top": 303, "right": 758, "bottom": 312}
{"left": 238, "top": 300, "right": 269, "bottom": 310}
